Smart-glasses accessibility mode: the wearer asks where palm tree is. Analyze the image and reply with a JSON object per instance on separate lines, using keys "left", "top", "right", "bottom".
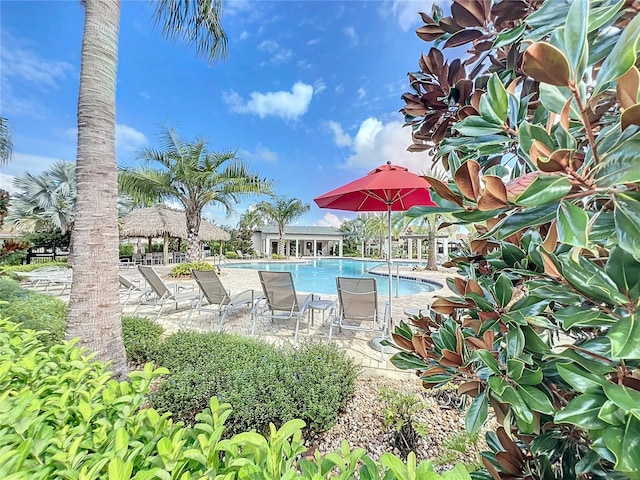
{"left": 238, "top": 207, "right": 266, "bottom": 231}
{"left": 0, "top": 116, "right": 13, "bottom": 165}
{"left": 5, "top": 161, "right": 77, "bottom": 234}
{"left": 253, "top": 197, "right": 310, "bottom": 257}
{"left": 68, "top": 0, "right": 228, "bottom": 379}
{"left": 119, "top": 127, "right": 273, "bottom": 262}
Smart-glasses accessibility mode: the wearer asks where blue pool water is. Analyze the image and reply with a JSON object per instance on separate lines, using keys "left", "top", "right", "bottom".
{"left": 224, "top": 258, "right": 439, "bottom": 296}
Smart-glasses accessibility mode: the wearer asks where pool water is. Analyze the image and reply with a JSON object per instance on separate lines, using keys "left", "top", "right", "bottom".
{"left": 225, "top": 258, "right": 439, "bottom": 296}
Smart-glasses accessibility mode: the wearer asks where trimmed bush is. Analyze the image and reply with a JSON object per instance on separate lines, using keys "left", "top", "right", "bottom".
{"left": 169, "top": 260, "right": 215, "bottom": 277}
{"left": 224, "top": 250, "right": 238, "bottom": 259}
{"left": 150, "top": 332, "right": 358, "bottom": 435}
{"left": 118, "top": 243, "right": 134, "bottom": 257}
{"left": 0, "top": 319, "right": 470, "bottom": 480}
{"left": 121, "top": 316, "right": 164, "bottom": 365}
{"left": 0, "top": 277, "right": 66, "bottom": 346}
{"left": 0, "top": 260, "right": 67, "bottom": 276}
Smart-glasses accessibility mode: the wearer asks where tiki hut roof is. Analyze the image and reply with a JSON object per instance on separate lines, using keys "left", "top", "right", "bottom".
{"left": 121, "top": 205, "right": 230, "bottom": 241}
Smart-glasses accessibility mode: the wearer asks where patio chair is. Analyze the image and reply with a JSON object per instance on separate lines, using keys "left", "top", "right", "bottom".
{"left": 118, "top": 274, "right": 148, "bottom": 308}
{"left": 252, "top": 270, "right": 313, "bottom": 344}
{"left": 181, "top": 269, "right": 256, "bottom": 331}
{"left": 134, "top": 265, "right": 197, "bottom": 320}
{"left": 330, "top": 277, "right": 389, "bottom": 340}
{"left": 236, "top": 250, "right": 245, "bottom": 259}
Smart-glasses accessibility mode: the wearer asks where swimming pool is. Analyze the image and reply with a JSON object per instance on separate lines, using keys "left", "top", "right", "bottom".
{"left": 224, "top": 258, "right": 439, "bottom": 296}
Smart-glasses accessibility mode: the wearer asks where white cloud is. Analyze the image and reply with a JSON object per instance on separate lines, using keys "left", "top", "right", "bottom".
{"left": 139, "top": 91, "right": 150, "bottom": 100}
{"left": 240, "top": 144, "right": 279, "bottom": 163}
{"left": 335, "top": 84, "right": 344, "bottom": 94}
{"left": 343, "top": 26, "right": 358, "bottom": 45}
{"left": 116, "top": 124, "right": 148, "bottom": 153}
{"left": 385, "top": 0, "right": 438, "bottom": 32}
{"left": 314, "top": 79, "right": 326, "bottom": 94}
{"left": 0, "top": 152, "right": 65, "bottom": 193}
{"left": 306, "top": 38, "right": 320, "bottom": 46}
{"left": 344, "top": 117, "right": 432, "bottom": 174}
{"left": 315, "top": 212, "right": 349, "bottom": 228}
{"left": 239, "top": 31, "right": 249, "bottom": 40}
{"left": 296, "top": 59, "right": 312, "bottom": 69}
{"left": 357, "top": 88, "right": 366, "bottom": 100}
{"left": 324, "top": 121, "right": 352, "bottom": 148}
{"left": 0, "top": 173, "right": 17, "bottom": 194}
{"left": 0, "top": 39, "right": 73, "bottom": 89}
{"left": 257, "top": 40, "right": 292, "bottom": 65}
{"left": 225, "top": 0, "right": 253, "bottom": 16}
{"left": 222, "top": 82, "right": 314, "bottom": 121}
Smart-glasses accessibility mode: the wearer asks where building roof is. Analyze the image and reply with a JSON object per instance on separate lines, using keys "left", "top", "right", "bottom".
{"left": 255, "top": 225, "right": 345, "bottom": 236}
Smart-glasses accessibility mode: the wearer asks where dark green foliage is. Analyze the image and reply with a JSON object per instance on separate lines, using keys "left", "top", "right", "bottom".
{"left": 0, "top": 319, "right": 470, "bottom": 480}
{"left": 150, "top": 332, "right": 358, "bottom": 435}
{"left": 0, "top": 277, "right": 66, "bottom": 346}
{"left": 169, "top": 260, "right": 215, "bottom": 277}
{"left": 121, "top": 316, "right": 164, "bottom": 364}
{"left": 23, "top": 230, "right": 71, "bottom": 248}
{"left": 118, "top": 243, "right": 134, "bottom": 257}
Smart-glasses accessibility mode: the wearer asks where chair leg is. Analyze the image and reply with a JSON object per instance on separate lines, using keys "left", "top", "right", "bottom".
{"left": 218, "top": 310, "right": 227, "bottom": 333}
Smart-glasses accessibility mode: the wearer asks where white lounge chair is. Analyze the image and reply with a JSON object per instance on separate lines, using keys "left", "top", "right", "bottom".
{"left": 134, "top": 266, "right": 197, "bottom": 320}
{"left": 182, "top": 269, "right": 255, "bottom": 331}
{"left": 252, "top": 271, "right": 313, "bottom": 344}
{"left": 331, "top": 277, "right": 388, "bottom": 339}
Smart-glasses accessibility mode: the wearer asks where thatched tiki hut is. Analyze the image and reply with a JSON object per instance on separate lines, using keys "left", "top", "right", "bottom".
{"left": 121, "top": 205, "right": 230, "bottom": 264}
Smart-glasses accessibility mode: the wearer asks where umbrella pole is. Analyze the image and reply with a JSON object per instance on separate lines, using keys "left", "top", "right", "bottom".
{"left": 369, "top": 203, "right": 396, "bottom": 361}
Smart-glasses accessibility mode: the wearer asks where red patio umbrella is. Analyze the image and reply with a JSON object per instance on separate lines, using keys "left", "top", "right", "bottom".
{"left": 314, "top": 161, "right": 436, "bottom": 354}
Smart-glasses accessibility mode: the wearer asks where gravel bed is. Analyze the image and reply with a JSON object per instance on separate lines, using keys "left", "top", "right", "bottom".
{"left": 305, "top": 374, "right": 492, "bottom": 470}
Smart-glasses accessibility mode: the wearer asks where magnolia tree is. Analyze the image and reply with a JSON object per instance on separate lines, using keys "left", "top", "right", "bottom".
{"left": 392, "top": 0, "right": 640, "bottom": 479}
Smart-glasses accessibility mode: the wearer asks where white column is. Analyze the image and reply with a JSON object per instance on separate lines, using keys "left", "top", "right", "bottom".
{"left": 443, "top": 236, "right": 449, "bottom": 258}
{"left": 295, "top": 239, "right": 299, "bottom": 257}
{"left": 417, "top": 239, "right": 422, "bottom": 263}
{"left": 407, "top": 238, "right": 413, "bottom": 259}
{"left": 313, "top": 239, "right": 317, "bottom": 257}
{"left": 339, "top": 239, "right": 343, "bottom": 257}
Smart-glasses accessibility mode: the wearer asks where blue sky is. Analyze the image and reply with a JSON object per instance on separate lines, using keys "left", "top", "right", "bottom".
{"left": 1, "top": 0, "right": 438, "bottom": 228}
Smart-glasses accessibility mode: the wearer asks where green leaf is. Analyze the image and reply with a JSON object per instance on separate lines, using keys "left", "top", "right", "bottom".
{"left": 466, "top": 389, "right": 489, "bottom": 434}
{"left": 475, "top": 350, "right": 501, "bottom": 375}
{"left": 564, "top": 0, "right": 588, "bottom": 80}
{"left": 596, "top": 135, "right": 640, "bottom": 187}
{"left": 557, "top": 362, "right": 609, "bottom": 393}
{"left": 489, "top": 204, "right": 558, "bottom": 239}
{"left": 594, "top": 13, "right": 640, "bottom": 95}
{"left": 588, "top": 0, "right": 625, "bottom": 32}
{"left": 507, "top": 358, "right": 525, "bottom": 380}
{"left": 557, "top": 201, "right": 589, "bottom": 247}
{"left": 608, "top": 313, "right": 640, "bottom": 359}
{"left": 554, "top": 306, "right": 617, "bottom": 329}
{"left": 494, "top": 24, "right": 526, "bottom": 49}
{"left": 614, "top": 193, "right": 640, "bottom": 260}
{"left": 602, "top": 417, "right": 640, "bottom": 474}
{"left": 598, "top": 400, "right": 626, "bottom": 426}
{"left": 514, "top": 176, "right": 573, "bottom": 207}
{"left": 555, "top": 253, "right": 629, "bottom": 306}
{"left": 519, "top": 366, "right": 544, "bottom": 386}
{"left": 519, "top": 385, "right": 555, "bottom": 415}
{"left": 518, "top": 120, "right": 556, "bottom": 155}
{"left": 390, "top": 352, "right": 430, "bottom": 370}
{"left": 606, "top": 246, "right": 640, "bottom": 297}
{"left": 522, "top": 326, "right": 551, "bottom": 354}
{"left": 454, "top": 116, "right": 504, "bottom": 136}
{"left": 493, "top": 274, "right": 513, "bottom": 308}
{"left": 602, "top": 383, "right": 640, "bottom": 415}
{"left": 555, "top": 393, "right": 611, "bottom": 429}
{"left": 487, "top": 74, "right": 508, "bottom": 121}
{"left": 506, "top": 327, "right": 525, "bottom": 359}
{"left": 539, "top": 83, "right": 580, "bottom": 117}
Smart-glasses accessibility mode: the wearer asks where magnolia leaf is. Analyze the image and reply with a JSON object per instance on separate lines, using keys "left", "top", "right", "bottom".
{"left": 608, "top": 314, "right": 640, "bottom": 359}
{"left": 564, "top": 0, "right": 588, "bottom": 80}
{"left": 478, "top": 175, "right": 508, "bottom": 211}
{"left": 490, "top": 204, "right": 558, "bottom": 240}
{"left": 617, "top": 66, "right": 640, "bottom": 110}
{"left": 518, "top": 120, "right": 555, "bottom": 156}
{"left": 416, "top": 24, "right": 445, "bottom": 42}
{"left": 513, "top": 175, "right": 572, "bottom": 207}
{"left": 519, "top": 385, "right": 555, "bottom": 415}
{"left": 389, "top": 352, "right": 430, "bottom": 370}
{"left": 554, "top": 306, "right": 617, "bottom": 329}
{"left": 556, "top": 201, "right": 589, "bottom": 248}
{"left": 594, "top": 13, "right": 640, "bottom": 94}
{"left": 466, "top": 389, "right": 489, "bottom": 434}
{"left": 444, "top": 28, "right": 484, "bottom": 48}
{"left": 454, "top": 116, "right": 505, "bottom": 136}
{"left": 621, "top": 104, "right": 640, "bottom": 131}
{"left": 454, "top": 160, "right": 481, "bottom": 201}
{"left": 613, "top": 193, "right": 640, "bottom": 259}
{"left": 494, "top": 24, "right": 526, "bottom": 49}
{"left": 596, "top": 135, "right": 640, "bottom": 187}
{"left": 555, "top": 393, "right": 610, "bottom": 429}
{"left": 493, "top": 273, "right": 513, "bottom": 309}
{"left": 602, "top": 417, "right": 640, "bottom": 474}
{"left": 522, "top": 42, "right": 571, "bottom": 86}
{"left": 557, "top": 362, "right": 609, "bottom": 394}
{"left": 424, "top": 176, "right": 464, "bottom": 207}
{"left": 602, "top": 382, "right": 640, "bottom": 413}
{"left": 487, "top": 73, "right": 508, "bottom": 121}
{"left": 606, "top": 246, "right": 640, "bottom": 298}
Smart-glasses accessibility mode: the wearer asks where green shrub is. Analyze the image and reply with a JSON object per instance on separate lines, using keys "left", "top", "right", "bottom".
{"left": 224, "top": 250, "right": 238, "bottom": 259}
{"left": 0, "top": 260, "right": 67, "bottom": 276}
{"left": 0, "top": 319, "right": 473, "bottom": 479}
{"left": 121, "top": 316, "right": 164, "bottom": 364}
{"left": 271, "top": 254, "right": 287, "bottom": 260}
{"left": 0, "top": 277, "right": 66, "bottom": 346}
{"left": 169, "top": 260, "right": 215, "bottom": 277}
{"left": 118, "top": 243, "right": 134, "bottom": 257}
{"left": 150, "top": 332, "right": 357, "bottom": 435}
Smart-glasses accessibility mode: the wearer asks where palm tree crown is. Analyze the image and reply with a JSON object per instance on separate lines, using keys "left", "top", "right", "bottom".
{"left": 253, "top": 197, "right": 310, "bottom": 257}
{"left": 119, "top": 127, "right": 273, "bottom": 261}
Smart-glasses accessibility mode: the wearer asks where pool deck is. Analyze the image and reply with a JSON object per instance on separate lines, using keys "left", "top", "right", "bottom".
{"left": 61, "top": 257, "right": 459, "bottom": 379}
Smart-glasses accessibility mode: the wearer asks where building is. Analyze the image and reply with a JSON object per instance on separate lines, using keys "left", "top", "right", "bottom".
{"left": 252, "top": 226, "right": 346, "bottom": 257}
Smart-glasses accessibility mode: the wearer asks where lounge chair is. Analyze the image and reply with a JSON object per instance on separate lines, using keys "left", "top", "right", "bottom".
{"left": 118, "top": 274, "right": 148, "bottom": 308}
{"left": 236, "top": 250, "right": 245, "bottom": 259}
{"left": 252, "top": 271, "right": 313, "bottom": 343}
{"left": 330, "top": 277, "right": 389, "bottom": 340}
{"left": 16, "top": 266, "right": 73, "bottom": 293}
{"left": 181, "top": 269, "right": 256, "bottom": 331}
{"left": 134, "top": 265, "right": 197, "bottom": 320}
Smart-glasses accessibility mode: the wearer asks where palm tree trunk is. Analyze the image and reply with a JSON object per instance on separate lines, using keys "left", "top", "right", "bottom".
{"left": 426, "top": 218, "right": 438, "bottom": 270}
{"left": 278, "top": 233, "right": 285, "bottom": 257}
{"left": 66, "top": 0, "right": 128, "bottom": 379}
{"left": 186, "top": 207, "right": 202, "bottom": 262}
